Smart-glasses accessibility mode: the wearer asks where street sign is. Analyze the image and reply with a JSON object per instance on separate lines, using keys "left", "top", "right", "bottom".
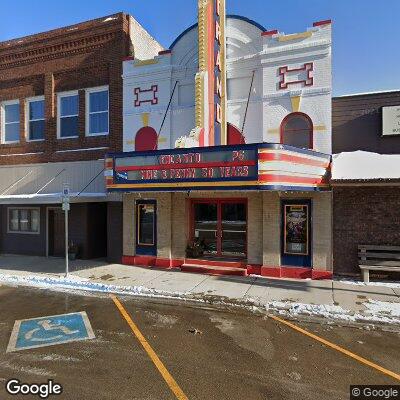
{"left": 62, "top": 183, "right": 70, "bottom": 198}
{"left": 7, "top": 312, "right": 95, "bottom": 352}
{"left": 62, "top": 202, "right": 70, "bottom": 211}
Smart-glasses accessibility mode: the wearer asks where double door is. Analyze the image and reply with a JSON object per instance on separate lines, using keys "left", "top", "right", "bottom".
{"left": 192, "top": 200, "right": 247, "bottom": 258}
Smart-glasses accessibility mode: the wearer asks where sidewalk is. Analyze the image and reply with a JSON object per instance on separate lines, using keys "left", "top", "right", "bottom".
{"left": 0, "top": 254, "right": 399, "bottom": 327}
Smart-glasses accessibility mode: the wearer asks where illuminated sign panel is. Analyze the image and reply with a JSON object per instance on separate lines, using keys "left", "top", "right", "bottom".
{"left": 106, "top": 144, "right": 331, "bottom": 192}
{"left": 114, "top": 146, "right": 258, "bottom": 184}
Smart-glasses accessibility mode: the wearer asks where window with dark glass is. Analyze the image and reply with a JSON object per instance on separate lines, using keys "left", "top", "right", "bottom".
{"left": 59, "top": 93, "right": 79, "bottom": 138}
{"left": 137, "top": 204, "right": 155, "bottom": 245}
{"left": 28, "top": 98, "right": 45, "bottom": 140}
{"left": 87, "top": 87, "right": 109, "bottom": 135}
{"left": 8, "top": 208, "right": 40, "bottom": 234}
{"left": 281, "top": 113, "right": 313, "bottom": 149}
{"left": 2, "top": 101, "right": 20, "bottom": 143}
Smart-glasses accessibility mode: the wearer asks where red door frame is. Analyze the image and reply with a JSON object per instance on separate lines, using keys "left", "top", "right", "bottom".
{"left": 190, "top": 198, "right": 248, "bottom": 258}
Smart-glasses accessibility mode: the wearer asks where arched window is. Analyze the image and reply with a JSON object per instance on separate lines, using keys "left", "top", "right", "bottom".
{"left": 280, "top": 113, "right": 313, "bottom": 149}
{"left": 135, "top": 127, "right": 158, "bottom": 151}
{"left": 227, "top": 123, "right": 246, "bottom": 145}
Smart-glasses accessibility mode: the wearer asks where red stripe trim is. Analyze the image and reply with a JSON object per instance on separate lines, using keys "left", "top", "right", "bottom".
{"left": 258, "top": 152, "right": 329, "bottom": 168}
{"left": 258, "top": 174, "right": 326, "bottom": 184}
{"left": 115, "top": 160, "right": 256, "bottom": 172}
{"left": 261, "top": 29, "right": 278, "bottom": 36}
{"left": 313, "top": 19, "right": 332, "bottom": 27}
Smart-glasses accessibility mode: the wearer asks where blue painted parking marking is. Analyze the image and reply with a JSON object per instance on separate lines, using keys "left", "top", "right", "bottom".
{"left": 6, "top": 311, "right": 95, "bottom": 352}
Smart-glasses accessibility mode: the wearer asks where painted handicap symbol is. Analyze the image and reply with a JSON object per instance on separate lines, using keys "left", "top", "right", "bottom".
{"left": 25, "top": 319, "right": 80, "bottom": 342}
{"left": 7, "top": 312, "right": 95, "bottom": 352}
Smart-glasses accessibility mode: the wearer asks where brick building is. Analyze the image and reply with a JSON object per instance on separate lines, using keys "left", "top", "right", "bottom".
{"left": 332, "top": 91, "right": 400, "bottom": 276}
{"left": 0, "top": 13, "right": 162, "bottom": 262}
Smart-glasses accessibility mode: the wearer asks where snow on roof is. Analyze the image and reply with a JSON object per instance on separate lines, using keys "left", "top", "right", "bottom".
{"left": 332, "top": 151, "right": 400, "bottom": 180}
{"left": 336, "top": 89, "right": 400, "bottom": 98}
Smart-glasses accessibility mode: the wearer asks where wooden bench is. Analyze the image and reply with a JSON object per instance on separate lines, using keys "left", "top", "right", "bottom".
{"left": 358, "top": 245, "right": 400, "bottom": 283}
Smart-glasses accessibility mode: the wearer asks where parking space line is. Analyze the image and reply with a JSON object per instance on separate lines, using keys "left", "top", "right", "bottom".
{"left": 270, "top": 314, "right": 400, "bottom": 382}
{"left": 111, "top": 295, "right": 189, "bottom": 400}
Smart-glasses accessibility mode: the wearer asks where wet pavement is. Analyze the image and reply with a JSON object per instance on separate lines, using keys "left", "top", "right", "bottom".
{"left": 0, "top": 284, "right": 399, "bottom": 400}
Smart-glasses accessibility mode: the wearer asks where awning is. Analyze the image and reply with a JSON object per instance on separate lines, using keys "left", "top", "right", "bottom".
{"left": 0, "top": 160, "right": 118, "bottom": 204}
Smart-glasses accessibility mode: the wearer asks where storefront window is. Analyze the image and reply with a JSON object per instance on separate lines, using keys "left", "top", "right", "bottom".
{"left": 137, "top": 204, "right": 155, "bottom": 245}
{"left": 283, "top": 204, "right": 309, "bottom": 255}
{"left": 8, "top": 208, "right": 40, "bottom": 234}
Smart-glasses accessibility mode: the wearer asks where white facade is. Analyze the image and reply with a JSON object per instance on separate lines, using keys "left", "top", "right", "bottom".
{"left": 122, "top": 16, "right": 332, "bottom": 154}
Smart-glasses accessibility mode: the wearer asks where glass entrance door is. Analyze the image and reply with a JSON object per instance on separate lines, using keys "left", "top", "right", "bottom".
{"left": 193, "top": 202, "right": 218, "bottom": 256}
{"left": 192, "top": 200, "right": 247, "bottom": 259}
{"left": 221, "top": 202, "right": 247, "bottom": 257}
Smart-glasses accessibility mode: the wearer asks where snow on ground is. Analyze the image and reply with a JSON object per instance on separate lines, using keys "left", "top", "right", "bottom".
{"left": 264, "top": 300, "right": 400, "bottom": 325}
{"left": 0, "top": 272, "right": 399, "bottom": 326}
{"left": 332, "top": 151, "right": 400, "bottom": 180}
{"left": 334, "top": 278, "right": 400, "bottom": 289}
{"left": 0, "top": 273, "right": 186, "bottom": 300}
{"left": 363, "top": 300, "right": 400, "bottom": 318}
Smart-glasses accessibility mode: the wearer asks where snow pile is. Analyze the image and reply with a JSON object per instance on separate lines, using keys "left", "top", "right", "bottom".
{"left": 0, "top": 273, "right": 186, "bottom": 300}
{"left": 264, "top": 300, "right": 400, "bottom": 325}
{"left": 363, "top": 300, "right": 400, "bottom": 318}
{"left": 332, "top": 151, "right": 400, "bottom": 180}
{"left": 335, "top": 278, "right": 400, "bottom": 289}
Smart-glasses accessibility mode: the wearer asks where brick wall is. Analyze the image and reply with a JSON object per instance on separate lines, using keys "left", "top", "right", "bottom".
{"left": 333, "top": 186, "right": 400, "bottom": 275}
{"left": 0, "top": 13, "right": 161, "bottom": 165}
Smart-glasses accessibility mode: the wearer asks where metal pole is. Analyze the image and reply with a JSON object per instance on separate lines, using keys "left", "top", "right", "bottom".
{"left": 155, "top": 80, "right": 179, "bottom": 149}
{"left": 65, "top": 206, "right": 69, "bottom": 277}
{"left": 241, "top": 70, "right": 256, "bottom": 139}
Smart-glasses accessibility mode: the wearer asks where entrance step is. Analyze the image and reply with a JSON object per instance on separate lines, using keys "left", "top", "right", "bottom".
{"left": 181, "top": 263, "right": 248, "bottom": 276}
{"left": 184, "top": 258, "right": 247, "bottom": 269}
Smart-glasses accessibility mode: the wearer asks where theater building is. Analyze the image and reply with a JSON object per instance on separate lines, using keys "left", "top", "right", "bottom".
{"left": 0, "top": 13, "right": 162, "bottom": 262}
{"left": 106, "top": 2, "right": 333, "bottom": 278}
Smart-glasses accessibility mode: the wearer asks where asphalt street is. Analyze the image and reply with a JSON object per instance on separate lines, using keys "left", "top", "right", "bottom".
{"left": 0, "top": 284, "right": 399, "bottom": 400}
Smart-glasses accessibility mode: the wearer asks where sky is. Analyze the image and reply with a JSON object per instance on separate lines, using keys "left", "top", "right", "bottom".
{"left": 1, "top": 0, "right": 399, "bottom": 96}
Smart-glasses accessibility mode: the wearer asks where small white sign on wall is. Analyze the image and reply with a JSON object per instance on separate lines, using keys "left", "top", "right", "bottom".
{"left": 382, "top": 106, "right": 400, "bottom": 136}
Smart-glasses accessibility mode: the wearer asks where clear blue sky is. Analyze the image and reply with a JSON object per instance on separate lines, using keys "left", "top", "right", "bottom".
{"left": 1, "top": 0, "right": 398, "bottom": 96}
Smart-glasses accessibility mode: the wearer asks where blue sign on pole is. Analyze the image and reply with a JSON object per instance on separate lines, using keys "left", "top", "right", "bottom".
{"left": 7, "top": 312, "right": 95, "bottom": 352}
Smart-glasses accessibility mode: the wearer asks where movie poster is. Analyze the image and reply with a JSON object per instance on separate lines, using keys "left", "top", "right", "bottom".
{"left": 284, "top": 205, "right": 309, "bottom": 255}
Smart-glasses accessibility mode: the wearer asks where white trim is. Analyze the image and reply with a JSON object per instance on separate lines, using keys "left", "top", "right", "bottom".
{"left": 7, "top": 206, "right": 40, "bottom": 235}
{"left": 56, "top": 146, "right": 108, "bottom": 153}
{"left": 85, "top": 86, "right": 109, "bottom": 137}
{"left": 26, "top": 96, "right": 45, "bottom": 142}
{"left": 337, "top": 89, "right": 400, "bottom": 98}
{"left": 0, "top": 151, "right": 44, "bottom": 157}
{"left": 57, "top": 90, "right": 79, "bottom": 139}
{"left": 1, "top": 99, "right": 20, "bottom": 144}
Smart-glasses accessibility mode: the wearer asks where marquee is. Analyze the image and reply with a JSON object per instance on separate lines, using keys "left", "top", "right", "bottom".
{"left": 105, "top": 144, "right": 331, "bottom": 192}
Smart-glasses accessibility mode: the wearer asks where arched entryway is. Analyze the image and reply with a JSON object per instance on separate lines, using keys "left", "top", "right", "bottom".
{"left": 135, "top": 126, "right": 158, "bottom": 151}
{"left": 227, "top": 123, "right": 246, "bottom": 145}
{"left": 280, "top": 113, "right": 313, "bottom": 149}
